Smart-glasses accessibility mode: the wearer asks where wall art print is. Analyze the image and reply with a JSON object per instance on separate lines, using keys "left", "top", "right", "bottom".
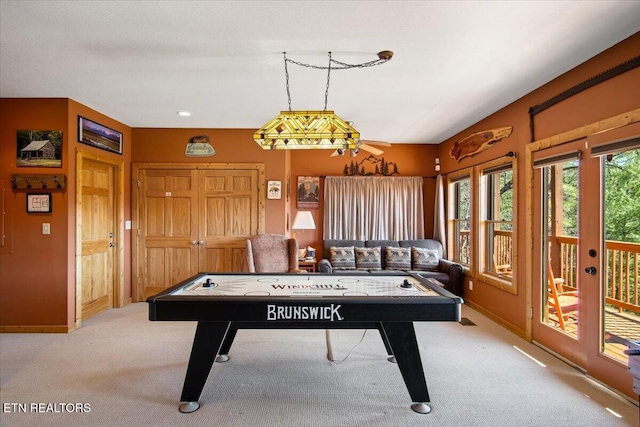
{"left": 16, "top": 130, "right": 63, "bottom": 168}
{"left": 296, "top": 176, "right": 320, "bottom": 209}
{"left": 78, "top": 116, "right": 123, "bottom": 154}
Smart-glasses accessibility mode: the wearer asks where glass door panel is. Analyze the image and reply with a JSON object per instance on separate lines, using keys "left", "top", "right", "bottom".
{"left": 541, "top": 160, "right": 580, "bottom": 337}
{"left": 602, "top": 147, "right": 640, "bottom": 363}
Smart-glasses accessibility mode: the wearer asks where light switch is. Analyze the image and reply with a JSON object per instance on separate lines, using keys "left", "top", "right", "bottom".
{"left": 42, "top": 223, "right": 51, "bottom": 235}
{"left": 125, "top": 220, "right": 132, "bottom": 230}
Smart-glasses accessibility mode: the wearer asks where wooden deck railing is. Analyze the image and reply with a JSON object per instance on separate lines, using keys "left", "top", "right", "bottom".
{"left": 455, "top": 230, "right": 640, "bottom": 315}
{"left": 556, "top": 236, "right": 640, "bottom": 314}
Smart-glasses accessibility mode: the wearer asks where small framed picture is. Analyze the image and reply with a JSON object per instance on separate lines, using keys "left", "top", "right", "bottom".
{"left": 78, "top": 116, "right": 123, "bottom": 154}
{"left": 297, "top": 176, "right": 320, "bottom": 209}
{"left": 26, "top": 193, "right": 52, "bottom": 213}
{"left": 267, "top": 180, "right": 282, "bottom": 199}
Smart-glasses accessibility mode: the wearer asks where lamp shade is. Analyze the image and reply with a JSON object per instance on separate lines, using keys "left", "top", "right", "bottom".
{"left": 253, "top": 111, "right": 359, "bottom": 150}
{"left": 291, "top": 211, "right": 316, "bottom": 230}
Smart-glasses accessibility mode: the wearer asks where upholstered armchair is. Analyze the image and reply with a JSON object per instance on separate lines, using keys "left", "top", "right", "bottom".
{"left": 246, "top": 233, "right": 300, "bottom": 273}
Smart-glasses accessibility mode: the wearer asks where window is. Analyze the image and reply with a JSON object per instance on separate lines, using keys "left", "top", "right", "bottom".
{"left": 479, "top": 158, "right": 516, "bottom": 289}
{"left": 447, "top": 171, "right": 472, "bottom": 267}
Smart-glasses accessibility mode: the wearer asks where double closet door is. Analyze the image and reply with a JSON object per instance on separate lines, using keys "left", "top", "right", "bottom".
{"left": 134, "top": 164, "right": 264, "bottom": 301}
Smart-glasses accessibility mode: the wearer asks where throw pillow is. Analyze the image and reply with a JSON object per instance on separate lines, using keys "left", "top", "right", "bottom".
{"left": 355, "top": 247, "right": 382, "bottom": 271}
{"left": 412, "top": 247, "right": 440, "bottom": 271}
{"left": 330, "top": 246, "right": 356, "bottom": 270}
{"left": 385, "top": 246, "right": 411, "bottom": 271}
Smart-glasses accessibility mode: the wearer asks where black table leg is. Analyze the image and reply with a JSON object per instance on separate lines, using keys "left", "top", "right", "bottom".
{"left": 380, "top": 322, "right": 431, "bottom": 414}
{"left": 216, "top": 326, "right": 238, "bottom": 362}
{"left": 377, "top": 325, "right": 396, "bottom": 363}
{"left": 179, "top": 321, "right": 230, "bottom": 413}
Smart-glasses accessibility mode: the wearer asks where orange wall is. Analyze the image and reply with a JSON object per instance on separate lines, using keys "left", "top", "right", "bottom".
{"left": 1, "top": 33, "right": 638, "bottom": 342}
{"left": 0, "top": 98, "right": 132, "bottom": 329}
{"left": 131, "top": 128, "right": 289, "bottom": 234}
{"left": 0, "top": 99, "right": 70, "bottom": 328}
{"left": 289, "top": 144, "right": 440, "bottom": 252}
{"left": 130, "top": 129, "right": 441, "bottom": 265}
{"left": 437, "top": 32, "right": 640, "bottom": 336}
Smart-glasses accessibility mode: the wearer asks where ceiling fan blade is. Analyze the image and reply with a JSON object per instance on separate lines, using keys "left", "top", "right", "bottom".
{"left": 360, "top": 140, "right": 391, "bottom": 147}
{"left": 359, "top": 143, "right": 384, "bottom": 156}
{"left": 330, "top": 150, "right": 341, "bottom": 157}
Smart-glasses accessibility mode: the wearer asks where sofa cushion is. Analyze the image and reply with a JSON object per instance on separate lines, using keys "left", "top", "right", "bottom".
{"left": 399, "top": 239, "right": 443, "bottom": 259}
{"left": 330, "top": 246, "right": 356, "bottom": 270}
{"left": 355, "top": 246, "right": 382, "bottom": 271}
{"left": 323, "top": 239, "right": 364, "bottom": 261}
{"left": 384, "top": 246, "right": 411, "bottom": 270}
{"left": 412, "top": 247, "right": 440, "bottom": 271}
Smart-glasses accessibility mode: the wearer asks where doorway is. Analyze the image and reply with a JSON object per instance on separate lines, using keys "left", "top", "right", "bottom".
{"left": 75, "top": 149, "right": 125, "bottom": 325}
{"left": 527, "top": 116, "right": 640, "bottom": 398}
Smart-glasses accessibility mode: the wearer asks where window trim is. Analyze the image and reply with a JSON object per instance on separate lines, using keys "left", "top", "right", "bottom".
{"left": 447, "top": 168, "right": 473, "bottom": 270}
{"left": 477, "top": 157, "right": 518, "bottom": 294}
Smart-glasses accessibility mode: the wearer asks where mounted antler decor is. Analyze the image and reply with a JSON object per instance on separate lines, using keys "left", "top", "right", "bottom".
{"left": 449, "top": 126, "right": 513, "bottom": 162}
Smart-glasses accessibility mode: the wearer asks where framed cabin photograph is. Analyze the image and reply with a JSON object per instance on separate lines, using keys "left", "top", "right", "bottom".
{"left": 78, "top": 116, "right": 123, "bottom": 154}
{"left": 16, "top": 130, "right": 63, "bottom": 168}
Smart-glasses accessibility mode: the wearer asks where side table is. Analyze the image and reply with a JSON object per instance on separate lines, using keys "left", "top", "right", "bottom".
{"left": 298, "top": 258, "right": 317, "bottom": 272}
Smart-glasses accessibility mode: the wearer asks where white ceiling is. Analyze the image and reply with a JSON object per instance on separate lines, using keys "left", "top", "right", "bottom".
{"left": 1, "top": 1, "right": 639, "bottom": 144}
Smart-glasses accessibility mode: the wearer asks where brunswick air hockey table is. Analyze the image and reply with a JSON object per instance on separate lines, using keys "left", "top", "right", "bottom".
{"left": 147, "top": 273, "right": 463, "bottom": 414}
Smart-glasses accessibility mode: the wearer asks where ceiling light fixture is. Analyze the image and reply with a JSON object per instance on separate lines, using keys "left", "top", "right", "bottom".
{"left": 253, "top": 51, "right": 393, "bottom": 150}
{"left": 177, "top": 111, "right": 192, "bottom": 117}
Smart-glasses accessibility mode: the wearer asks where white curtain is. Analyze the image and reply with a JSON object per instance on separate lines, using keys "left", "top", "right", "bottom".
{"left": 323, "top": 176, "right": 424, "bottom": 240}
{"left": 433, "top": 174, "right": 447, "bottom": 258}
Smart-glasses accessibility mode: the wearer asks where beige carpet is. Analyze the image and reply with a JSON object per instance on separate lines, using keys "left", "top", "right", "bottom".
{"left": 1, "top": 303, "right": 638, "bottom": 427}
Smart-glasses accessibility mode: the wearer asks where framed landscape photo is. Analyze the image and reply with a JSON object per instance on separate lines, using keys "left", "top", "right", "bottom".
{"left": 26, "top": 193, "right": 52, "bottom": 213}
{"left": 78, "top": 116, "right": 123, "bottom": 154}
{"left": 16, "top": 130, "right": 62, "bottom": 168}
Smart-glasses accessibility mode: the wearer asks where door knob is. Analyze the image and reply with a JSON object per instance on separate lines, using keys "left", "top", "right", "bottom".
{"left": 585, "top": 266, "right": 597, "bottom": 275}
{"left": 109, "top": 242, "right": 115, "bottom": 247}
{"left": 199, "top": 240, "right": 205, "bottom": 245}
{"left": 192, "top": 240, "right": 198, "bottom": 245}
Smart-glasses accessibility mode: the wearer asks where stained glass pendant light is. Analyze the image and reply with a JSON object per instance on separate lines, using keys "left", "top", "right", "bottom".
{"left": 253, "top": 51, "right": 392, "bottom": 150}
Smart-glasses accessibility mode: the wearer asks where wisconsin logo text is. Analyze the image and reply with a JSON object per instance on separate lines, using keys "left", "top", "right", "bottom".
{"left": 266, "top": 304, "right": 343, "bottom": 321}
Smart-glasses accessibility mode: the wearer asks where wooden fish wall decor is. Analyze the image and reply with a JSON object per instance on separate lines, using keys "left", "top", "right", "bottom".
{"left": 450, "top": 126, "right": 513, "bottom": 162}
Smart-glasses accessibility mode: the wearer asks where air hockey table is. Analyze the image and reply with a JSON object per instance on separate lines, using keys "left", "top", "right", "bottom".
{"left": 147, "top": 272, "right": 463, "bottom": 414}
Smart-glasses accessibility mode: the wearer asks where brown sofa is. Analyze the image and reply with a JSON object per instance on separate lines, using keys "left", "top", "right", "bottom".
{"left": 318, "top": 239, "right": 463, "bottom": 295}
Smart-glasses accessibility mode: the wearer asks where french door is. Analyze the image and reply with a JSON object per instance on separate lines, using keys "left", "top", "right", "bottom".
{"left": 532, "top": 140, "right": 593, "bottom": 367}
{"left": 530, "top": 123, "right": 640, "bottom": 398}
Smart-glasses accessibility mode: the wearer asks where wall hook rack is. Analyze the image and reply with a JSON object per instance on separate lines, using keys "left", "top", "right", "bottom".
{"left": 11, "top": 174, "right": 66, "bottom": 190}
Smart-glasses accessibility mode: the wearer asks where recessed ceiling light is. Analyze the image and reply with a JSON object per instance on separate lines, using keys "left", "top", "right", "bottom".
{"left": 177, "top": 111, "right": 192, "bottom": 117}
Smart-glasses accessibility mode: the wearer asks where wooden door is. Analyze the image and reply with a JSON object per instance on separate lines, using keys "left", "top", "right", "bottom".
{"left": 135, "top": 164, "right": 264, "bottom": 300}
{"left": 199, "top": 169, "right": 259, "bottom": 272}
{"left": 80, "top": 158, "right": 115, "bottom": 320}
{"left": 138, "top": 169, "right": 199, "bottom": 299}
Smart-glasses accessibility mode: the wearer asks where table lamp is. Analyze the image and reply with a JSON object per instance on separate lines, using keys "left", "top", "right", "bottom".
{"left": 292, "top": 211, "right": 316, "bottom": 259}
